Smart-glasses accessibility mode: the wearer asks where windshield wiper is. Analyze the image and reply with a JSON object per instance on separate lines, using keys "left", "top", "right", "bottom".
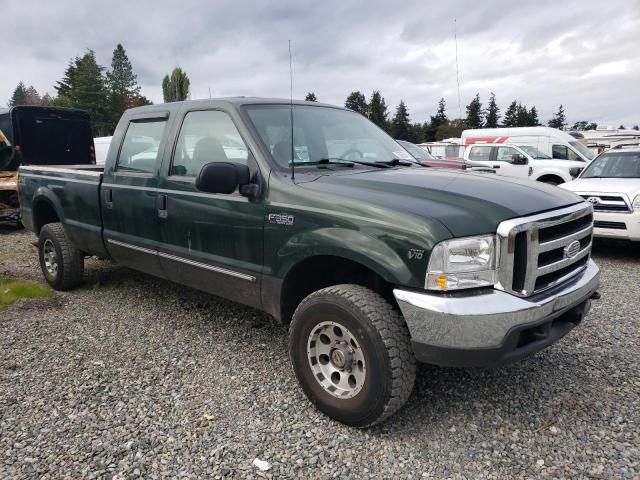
{"left": 292, "top": 158, "right": 354, "bottom": 168}
{"left": 315, "top": 158, "right": 390, "bottom": 168}
{"left": 375, "top": 158, "right": 415, "bottom": 167}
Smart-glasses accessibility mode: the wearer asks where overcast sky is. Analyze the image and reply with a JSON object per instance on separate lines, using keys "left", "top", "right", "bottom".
{"left": 3, "top": 0, "right": 639, "bottom": 127}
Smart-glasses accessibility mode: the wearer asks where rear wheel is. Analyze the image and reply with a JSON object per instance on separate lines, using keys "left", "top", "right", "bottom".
{"left": 289, "top": 284, "right": 415, "bottom": 427}
{"left": 38, "top": 222, "right": 84, "bottom": 290}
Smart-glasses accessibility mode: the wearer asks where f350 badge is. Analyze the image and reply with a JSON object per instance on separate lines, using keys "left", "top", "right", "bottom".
{"left": 268, "top": 213, "right": 295, "bottom": 226}
{"left": 408, "top": 249, "right": 424, "bottom": 260}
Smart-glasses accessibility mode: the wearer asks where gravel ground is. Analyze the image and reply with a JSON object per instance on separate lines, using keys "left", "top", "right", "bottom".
{"left": 0, "top": 224, "right": 638, "bottom": 479}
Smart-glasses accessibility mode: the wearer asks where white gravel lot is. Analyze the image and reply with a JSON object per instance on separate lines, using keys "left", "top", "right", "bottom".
{"left": 0, "top": 225, "right": 638, "bottom": 479}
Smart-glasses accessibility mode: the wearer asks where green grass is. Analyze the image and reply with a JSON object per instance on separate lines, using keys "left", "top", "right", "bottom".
{"left": 0, "top": 277, "right": 52, "bottom": 310}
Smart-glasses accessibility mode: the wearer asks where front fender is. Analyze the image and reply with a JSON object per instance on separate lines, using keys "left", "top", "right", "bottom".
{"left": 274, "top": 227, "right": 423, "bottom": 287}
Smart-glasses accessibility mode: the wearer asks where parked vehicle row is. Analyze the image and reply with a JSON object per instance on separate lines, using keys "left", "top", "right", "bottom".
{"left": 18, "top": 98, "right": 600, "bottom": 426}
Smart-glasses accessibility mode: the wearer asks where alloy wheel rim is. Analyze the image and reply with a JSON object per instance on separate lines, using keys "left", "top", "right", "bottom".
{"left": 42, "top": 239, "right": 58, "bottom": 277}
{"left": 307, "top": 320, "right": 366, "bottom": 399}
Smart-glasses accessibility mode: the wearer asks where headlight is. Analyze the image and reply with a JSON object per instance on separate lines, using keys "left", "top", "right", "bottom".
{"left": 426, "top": 235, "right": 498, "bottom": 291}
{"left": 633, "top": 195, "right": 640, "bottom": 211}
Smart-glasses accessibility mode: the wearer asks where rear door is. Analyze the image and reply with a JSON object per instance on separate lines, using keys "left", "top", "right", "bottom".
{"left": 101, "top": 112, "right": 170, "bottom": 277}
{"left": 156, "top": 107, "right": 264, "bottom": 308}
{"left": 466, "top": 145, "right": 493, "bottom": 168}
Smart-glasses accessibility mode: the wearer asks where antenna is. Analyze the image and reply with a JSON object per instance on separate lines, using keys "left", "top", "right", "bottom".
{"left": 454, "top": 18, "right": 462, "bottom": 119}
{"left": 289, "top": 40, "right": 295, "bottom": 181}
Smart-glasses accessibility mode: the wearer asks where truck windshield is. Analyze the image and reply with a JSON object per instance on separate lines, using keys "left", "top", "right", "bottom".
{"left": 517, "top": 145, "right": 550, "bottom": 159}
{"left": 581, "top": 151, "right": 640, "bottom": 178}
{"left": 244, "top": 105, "right": 414, "bottom": 168}
{"left": 569, "top": 141, "right": 595, "bottom": 161}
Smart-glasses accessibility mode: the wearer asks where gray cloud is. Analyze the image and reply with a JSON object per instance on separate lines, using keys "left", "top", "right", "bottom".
{"left": 2, "top": 0, "right": 639, "bottom": 127}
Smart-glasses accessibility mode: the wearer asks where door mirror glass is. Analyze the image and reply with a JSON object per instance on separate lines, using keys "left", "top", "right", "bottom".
{"left": 196, "top": 162, "right": 251, "bottom": 195}
{"left": 569, "top": 167, "right": 583, "bottom": 178}
{"left": 512, "top": 153, "right": 528, "bottom": 165}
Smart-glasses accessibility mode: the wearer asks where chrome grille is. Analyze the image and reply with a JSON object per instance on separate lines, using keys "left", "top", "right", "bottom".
{"left": 496, "top": 203, "right": 594, "bottom": 297}
{"left": 579, "top": 194, "right": 631, "bottom": 213}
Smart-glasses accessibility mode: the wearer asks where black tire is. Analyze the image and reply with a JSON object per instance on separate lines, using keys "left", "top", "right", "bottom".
{"left": 289, "top": 284, "right": 416, "bottom": 427}
{"left": 38, "top": 222, "right": 84, "bottom": 290}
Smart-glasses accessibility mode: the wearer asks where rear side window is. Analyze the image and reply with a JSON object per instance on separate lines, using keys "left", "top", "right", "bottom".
{"left": 468, "top": 146, "right": 491, "bottom": 161}
{"left": 171, "top": 110, "right": 248, "bottom": 177}
{"left": 116, "top": 119, "right": 167, "bottom": 173}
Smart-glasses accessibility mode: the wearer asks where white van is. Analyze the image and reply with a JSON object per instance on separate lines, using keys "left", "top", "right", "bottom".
{"left": 461, "top": 127, "right": 595, "bottom": 163}
{"left": 463, "top": 142, "right": 584, "bottom": 184}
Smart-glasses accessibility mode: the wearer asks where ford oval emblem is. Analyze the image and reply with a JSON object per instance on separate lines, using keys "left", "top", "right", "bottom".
{"left": 564, "top": 240, "right": 581, "bottom": 259}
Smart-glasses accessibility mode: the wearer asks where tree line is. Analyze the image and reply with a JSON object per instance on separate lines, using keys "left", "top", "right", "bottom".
{"left": 305, "top": 90, "right": 639, "bottom": 141}
{"left": 6, "top": 45, "right": 191, "bottom": 136}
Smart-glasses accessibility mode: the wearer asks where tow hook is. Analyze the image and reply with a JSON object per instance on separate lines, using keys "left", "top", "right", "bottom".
{"left": 590, "top": 291, "right": 601, "bottom": 300}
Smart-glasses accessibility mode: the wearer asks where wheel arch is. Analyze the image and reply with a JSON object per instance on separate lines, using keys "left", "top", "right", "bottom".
{"left": 31, "top": 189, "right": 65, "bottom": 234}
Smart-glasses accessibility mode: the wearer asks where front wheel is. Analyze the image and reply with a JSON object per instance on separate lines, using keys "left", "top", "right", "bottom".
{"left": 289, "top": 284, "right": 416, "bottom": 427}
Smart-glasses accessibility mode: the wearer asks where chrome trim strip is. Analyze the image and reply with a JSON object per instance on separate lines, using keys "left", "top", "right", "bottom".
{"left": 158, "top": 251, "right": 256, "bottom": 282}
{"left": 106, "top": 238, "right": 157, "bottom": 256}
{"left": 577, "top": 192, "right": 632, "bottom": 213}
{"left": 106, "top": 238, "right": 256, "bottom": 282}
{"left": 101, "top": 183, "right": 247, "bottom": 201}
{"left": 537, "top": 245, "right": 590, "bottom": 276}
{"left": 538, "top": 225, "right": 593, "bottom": 252}
{"left": 18, "top": 173, "right": 100, "bottom": 185}
{"left": 19, "top": 166, "right": 102, "bottom": 176}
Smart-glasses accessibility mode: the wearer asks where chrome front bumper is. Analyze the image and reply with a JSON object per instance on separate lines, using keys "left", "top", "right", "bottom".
{"left": 394, "top": 259, "right": 600, "bottom": 366}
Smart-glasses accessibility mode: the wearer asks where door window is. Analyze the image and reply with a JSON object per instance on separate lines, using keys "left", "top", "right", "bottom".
{"left": 552, "top": 144, "right": 580, "bottom": 160}
{"left": 171, "top": 111, "right": 248, "bottom": 177}
{"left": 116, "top": 119, "right": 167, "bottom": 173}
{"left": 468, "top": 146, "right": 492, "bottom": 161}
{"left": 496, "top": 146, "right": 519, "bottom": 162}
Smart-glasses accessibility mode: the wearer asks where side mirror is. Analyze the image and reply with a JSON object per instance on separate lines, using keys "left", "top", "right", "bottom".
{"left": 569, "top": 167, "right": 583, "bottom": 178}
{"left": 195, "top": 162, "right": 258, "bottom": 197}
{"left": 512, "top": 154, "right": 528, "bottom": 165}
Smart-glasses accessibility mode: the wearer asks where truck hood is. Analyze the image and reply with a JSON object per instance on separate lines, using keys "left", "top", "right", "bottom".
{"left": 300, "top": 168, "right": 583, "bottom": 237}
{"left": 560, "top": 178, "right": 640, "bottom": 199}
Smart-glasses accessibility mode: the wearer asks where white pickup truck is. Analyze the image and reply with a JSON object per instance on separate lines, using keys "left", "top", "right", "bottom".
{"left": 463, "top": 143, "right": 585, "bottom": 185}
{"left": 560, "top": 146, "right": 640, "bottom": 241}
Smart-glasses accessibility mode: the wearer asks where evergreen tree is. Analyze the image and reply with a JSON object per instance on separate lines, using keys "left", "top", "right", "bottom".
{"left": 72, "top": 50, "right": 110, "bottom": 135}
{"left": 344, "top": 91, "right": 368, "bottom": 116}
{"left": 572, "top": 121, "right": 589, "bottom": 131}
{"left": 24, "top": 85, "right": 42, "bottom": 105}
{"left": 408, "top": 123, "right": 423, "bottom": 144}
{"left": 162, "top": 67, "right": 190, "bottom": 102}
{"left": 516, "top": 102, "right": 530, "bottom": 127}
{"left": 41, "top": 93, "right": 53, "bottom": 106}
{"left": 391, "top": 101, "right": 411, "bottom": 140}
{"left": 528, "top": 107, "right": 540, "bottom": 126}
{"left": 465, "top": 93, "right": 483, "bottom": 128}
{"left": 368, "top": 91, "right": 389, "bottom": 131}
{"left": 548, "top": 104, "right": 567, "bottom": 130}
{"left": 485, "top": 92, "right": 500, "bottom": 128}
{"left": 436, "top": 118, "right": 467, "bottom": 141}
{"left": 423, "top": 98, "right": 447, "bottom": 141}
{"left": 588, "top": 122, "right": 598, "bottom": 130}
{"left": 8, "top": 82, "right": 28, "bottom": 106}
{"left": 304, "top": 92, "right": 317, "bottom": 102}
{"left": 54, "top": 57, "right": 82, "bottom": 103}
{"left": 618, "top": 125, "right": 626, "bottom": 129}
{"left": 107, "top": 44, "right": 142, "bottom": 124}
{"left": 502, "top": 101, "right": 518, "bottom": 127}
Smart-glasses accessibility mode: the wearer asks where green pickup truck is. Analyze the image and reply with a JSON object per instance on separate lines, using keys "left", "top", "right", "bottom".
{"left": 18, "top": 98, "right": 600, "bottom": 426}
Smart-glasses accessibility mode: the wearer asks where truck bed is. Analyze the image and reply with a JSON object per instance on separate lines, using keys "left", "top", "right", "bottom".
{"left": 18, "top": 165, "right": 106, "bottom": 257}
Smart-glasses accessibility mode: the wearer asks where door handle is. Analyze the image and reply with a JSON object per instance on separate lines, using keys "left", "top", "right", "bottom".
{"left": 104, "top": 188, "right": 113, "bottom": 209}
{"left": 157, "top": 194, "right": 168, "bottom": 218}
{"left": 492, "top": 164, "right": 501, "bottom": 169}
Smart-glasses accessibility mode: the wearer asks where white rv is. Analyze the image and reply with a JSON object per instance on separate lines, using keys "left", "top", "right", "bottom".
{"left": 461, "top": 127, "right": 595, "bottom": 163}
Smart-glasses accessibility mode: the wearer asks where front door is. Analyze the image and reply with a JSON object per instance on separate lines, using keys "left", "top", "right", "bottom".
{"left": 101, "top": 114, "right": 169, "bottom": 277}
{"left": 492, "top": 146, "right": 530, "bottom": 179}
{"left": 157, "top": 109, "right": 264, "bottom": 308}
